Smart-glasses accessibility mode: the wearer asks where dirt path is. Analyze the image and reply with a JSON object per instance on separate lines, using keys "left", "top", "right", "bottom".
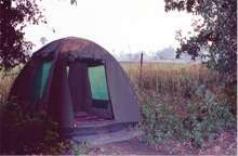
{"left": 86, "top": 130, "right": 237, "bottom": 155}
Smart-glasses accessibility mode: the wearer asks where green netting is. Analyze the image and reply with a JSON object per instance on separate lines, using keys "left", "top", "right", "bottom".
{"left": 40, "top": 62, "right": 52, "bottom": 97}
{"left": 88, "top": 65, "right": 109, "bottom": 100}
{"left": 31, "top": 62, "right": 52, "bottom": 103}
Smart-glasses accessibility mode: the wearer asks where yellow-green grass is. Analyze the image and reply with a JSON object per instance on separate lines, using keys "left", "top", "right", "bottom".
{"left": 0, "top": 65, "right": 23, "bottom": 100}
{"left": 121, "top": 62, "right": 221, "bottom": 97}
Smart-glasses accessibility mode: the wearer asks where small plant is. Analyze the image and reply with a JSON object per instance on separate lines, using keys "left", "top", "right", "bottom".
{"left": 72, "top": 142, "right": 89, "bottom": 155}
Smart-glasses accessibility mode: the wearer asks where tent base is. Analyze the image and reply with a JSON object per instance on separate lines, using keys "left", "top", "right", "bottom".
{"left": 72, "top": 127, "right": 143, "bottom": 146}
{"left": 62, "top": 114, "right": 137, "bottom": 138}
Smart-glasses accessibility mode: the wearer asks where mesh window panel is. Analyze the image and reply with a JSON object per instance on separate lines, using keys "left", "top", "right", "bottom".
{"left": 32, "top": 62, "right": 52, "bottom": 103}
{"left": 88, "top": 65, "right": 109, "bottom": 100}
{"left": 40, "top": 62, "right": 52, "bottom": 97}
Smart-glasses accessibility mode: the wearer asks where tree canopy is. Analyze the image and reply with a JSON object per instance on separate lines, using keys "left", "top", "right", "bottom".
{"left": 0, "top": 0, "right": 77, "bottom": 70}
{"left": 164, "top": 0, "right": 237, "bottom": 79}
{"left": 0, "top": 0, "right": 46, "bottom": 70}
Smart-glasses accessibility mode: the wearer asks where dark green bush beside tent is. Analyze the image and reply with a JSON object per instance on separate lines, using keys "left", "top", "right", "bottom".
{"left": 9, "top": 37, "right": 140, "bottom": 135}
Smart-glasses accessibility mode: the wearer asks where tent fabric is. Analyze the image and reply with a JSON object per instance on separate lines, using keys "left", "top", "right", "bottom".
{"left": 9, "top": 37, "right": 140, "bottom": 129}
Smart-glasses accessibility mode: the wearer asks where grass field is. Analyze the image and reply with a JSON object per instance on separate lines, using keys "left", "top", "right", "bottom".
{"left": 122, "top": 62, "right": 219, "bottom": 95}
{"left": 0, "top": 69, "right": 18, "bottom": 102}
{"left": 122, "top": 62, "right": 235, "bottom": 110}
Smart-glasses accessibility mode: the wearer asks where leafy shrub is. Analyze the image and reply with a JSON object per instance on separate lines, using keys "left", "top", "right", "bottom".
{"left": 140, "top": 97, "right": 184, "bottom": 144}
{"left": 0, "top": 100, "right": 74, "bottom": 154}
{"left": 139, "top": 89, "right": 236, "bottom": 147}
{"left": 124, "top": 63, "right": 236, "bottom": 147}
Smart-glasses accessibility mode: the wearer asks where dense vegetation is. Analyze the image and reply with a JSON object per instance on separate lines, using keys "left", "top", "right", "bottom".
{"left": 123, "top": 63, "right": 236, "bottom": 151}
{"left": 0, "top": 69, "right": 79, "bottom": 154}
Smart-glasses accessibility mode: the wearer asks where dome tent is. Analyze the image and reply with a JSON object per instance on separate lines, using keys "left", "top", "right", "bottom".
{"left": 9, "top": 37, "right": 140, "bottom": 136}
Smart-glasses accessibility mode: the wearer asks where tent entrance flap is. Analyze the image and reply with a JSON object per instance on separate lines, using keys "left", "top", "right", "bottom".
{"left": 87, "top": 64, "right": 114, "bottom": 119}
{"left": 68, "top": 62, "right": 113, "bottom": 120}
{"left": 88, "top": 65, "right": 110, "bottom": 109}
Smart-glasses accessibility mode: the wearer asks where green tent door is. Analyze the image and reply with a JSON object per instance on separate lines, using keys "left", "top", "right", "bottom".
{"left": 88, "top": 65, "right": 113, "bottom": 119}
{"left": 88, "top": 65, "right": 109, "bottom": 101}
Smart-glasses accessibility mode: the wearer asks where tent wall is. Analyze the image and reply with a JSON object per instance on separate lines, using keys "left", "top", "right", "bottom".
{"left": 9, "top": 57, "right": 44, "bottom": 109}
{"left": 105, "top": 59, "right": 140, "bottom": 123}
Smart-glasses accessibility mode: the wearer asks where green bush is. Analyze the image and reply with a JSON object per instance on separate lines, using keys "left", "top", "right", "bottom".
{"left": 0, "top": 100, "right": 73, "bottom": 154}
{"left": 139, "top": 89, "right": 236, "bottom": 147}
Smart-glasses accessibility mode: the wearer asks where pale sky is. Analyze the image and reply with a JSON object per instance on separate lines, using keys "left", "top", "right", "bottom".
{"left": 25, "top": 0, "right": 195, "bottom": 55}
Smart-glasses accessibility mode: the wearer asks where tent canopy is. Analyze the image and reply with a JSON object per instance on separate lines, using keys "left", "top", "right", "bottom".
{"left": 10, "top": 37, "right": 140, "bottom": 129}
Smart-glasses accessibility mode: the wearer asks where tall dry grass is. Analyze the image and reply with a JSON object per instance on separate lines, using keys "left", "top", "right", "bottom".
{"left": 0, "top": 65, "right": 22, "bottom": 102}
{"left": 122, "top": 62, "right": 222, "bottom": 97}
